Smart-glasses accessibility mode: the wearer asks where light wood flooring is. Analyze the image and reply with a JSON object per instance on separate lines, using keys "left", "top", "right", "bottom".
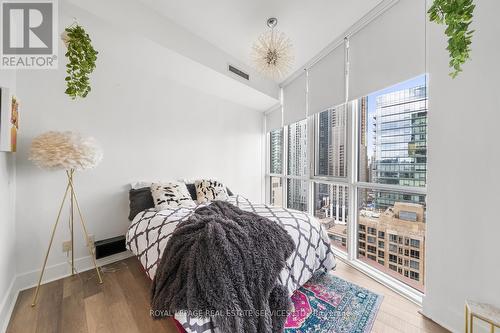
{"left": 7, "top": 257, "right": 449, "bottom": 333}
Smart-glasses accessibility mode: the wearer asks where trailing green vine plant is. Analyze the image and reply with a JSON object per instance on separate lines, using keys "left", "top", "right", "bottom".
{"left": 428, "top": 0, "right": 475, "bottom": 78}
{"left": 63, "top": 25, "right": 98, "bottom": 99}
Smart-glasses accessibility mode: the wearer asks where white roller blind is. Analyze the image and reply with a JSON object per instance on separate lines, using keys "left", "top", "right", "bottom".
{"left": 308, "top": 44, "right": 345, "bottom": 115}
{"left": 283, "top": 72, "right": 307, "bottom": 125}
{"left": 265, "top": 106, "right": 282, "bottom": 132}
{"left": 349, "top": 0, "right": 426, "bottom": 100}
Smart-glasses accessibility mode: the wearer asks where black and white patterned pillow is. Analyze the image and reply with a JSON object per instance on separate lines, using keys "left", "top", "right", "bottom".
{"left": 150, "top": 182, "right": 196, "bottom": 210}
{"left": 195, "top": 179, "right": 229, "bottom": 203}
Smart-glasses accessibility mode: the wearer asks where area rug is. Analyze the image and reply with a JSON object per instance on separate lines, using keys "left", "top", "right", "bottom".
{"left": 284, "top": 273, "right": 383, "bottom": 333}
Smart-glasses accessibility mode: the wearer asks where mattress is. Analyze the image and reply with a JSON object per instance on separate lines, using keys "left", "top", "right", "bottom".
{"left": 126, "top": 195, "right": 336, "bottom": 333}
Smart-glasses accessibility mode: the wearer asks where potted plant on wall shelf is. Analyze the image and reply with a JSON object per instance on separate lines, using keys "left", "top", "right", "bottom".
{"left": 428, "top": 0, "right": 475, "bottom": 78}
{"left": 61, "top": 23, "right": 98, "bottom": 99}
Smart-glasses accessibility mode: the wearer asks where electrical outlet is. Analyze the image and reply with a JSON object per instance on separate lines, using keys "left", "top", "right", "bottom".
{"left": 62, "top": 240, "right": 72, "bottom": 252}
{"left": 87, "top": 234, "right": 95, "bottom": 248}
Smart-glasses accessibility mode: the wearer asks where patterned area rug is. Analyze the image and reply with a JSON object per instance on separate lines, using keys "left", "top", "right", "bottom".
{"left": 284, "top": 273, "right": 383, "bottom": 333}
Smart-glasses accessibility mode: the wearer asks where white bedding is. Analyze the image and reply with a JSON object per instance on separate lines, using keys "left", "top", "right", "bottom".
{"left": 126, "top": 195, "right": 336, "bottom": 333}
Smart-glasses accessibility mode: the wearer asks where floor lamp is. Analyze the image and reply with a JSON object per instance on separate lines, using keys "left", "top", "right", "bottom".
{"left": 29, "top": 131, "right": 104, "bottom": 306}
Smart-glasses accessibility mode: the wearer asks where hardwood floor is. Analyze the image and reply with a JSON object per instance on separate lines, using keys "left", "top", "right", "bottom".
{"left": 7, "top": 257, "right": 449, "bottom": 333}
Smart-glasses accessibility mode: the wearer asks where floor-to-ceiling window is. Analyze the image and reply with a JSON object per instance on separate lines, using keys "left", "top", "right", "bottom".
{"left": 312, "top": 105, "right": 349, "bottom": 252}
{"left": 286, "top": 119, "right": 308, "bottom": 212}
{"left": 265, "top": 74, "right": 427, "bottom": 295}
{"left": 355, "top": 75, "right": 427, "bottom": 292}
{"left": 269, "top": 128, "right": 284, "bottom": 206}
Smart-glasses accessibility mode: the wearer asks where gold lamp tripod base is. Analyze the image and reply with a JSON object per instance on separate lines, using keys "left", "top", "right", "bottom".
{"left": 31, "top": 169, "right": 103, "bottom": 307}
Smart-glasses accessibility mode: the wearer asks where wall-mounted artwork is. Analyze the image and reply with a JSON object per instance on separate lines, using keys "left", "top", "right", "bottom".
{"left": 0, "top": 87, "right": 19, "bottom": 152}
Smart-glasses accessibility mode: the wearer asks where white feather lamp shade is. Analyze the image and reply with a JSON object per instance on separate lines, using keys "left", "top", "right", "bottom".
{"left": 29, "top": 131, "right": 103, "bottom": 171}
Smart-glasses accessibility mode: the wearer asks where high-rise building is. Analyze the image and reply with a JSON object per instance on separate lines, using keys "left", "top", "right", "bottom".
{"left": 372, "top": 84, "right": 428, "bottom": 209}
{"left": 317, "top": 105, "right": 347, "bottom": 177}
{"left": 287, "top": 120, "right": 308, "bottom": 211}
{"left": 269, "top": 129, "right": 283, "bottom": 174}
{"left": 358, "top": 201, "right": 426, "bottom": 291}
{"left": 358, "top": 97, "right": 369, "bottom": 183}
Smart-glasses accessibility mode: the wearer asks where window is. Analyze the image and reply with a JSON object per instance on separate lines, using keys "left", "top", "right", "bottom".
{"left": 315, "top": 105, "right": 347, "bottom": 178}
{"left": 410, "top": 271, "right": 420, "bottom": 281}
{"left": 266, "top": 71, "right": 428, "bottom": 296}
{"left": 314, "top": 183, "right": 349, "bottom": 252}
{"left": 410, "top": 260, "right": 419, "bottom": 270}
{"left": 410, "top": 249, "right": 420, "bottom": 259}
{"left": 269, "top": 129, "right": 283, "bottom": 174}
{"left": 355, "top": 75, "right": 427, "bottom": 293}
{"left": 267, "top": 128, "right": 284, "bottom": 207}
{"left": 287, "top": 179, "right": 308, "bottom": 212}
{"left": 285, "top": 119, "right": 308, "bottom": 212}
{"left": 270, "top": 177, "right": 283, "bottom": 206}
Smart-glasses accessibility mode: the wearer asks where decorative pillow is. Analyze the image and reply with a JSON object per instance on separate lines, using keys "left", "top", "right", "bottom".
{"left": 128, "top": 187, "right": 154, "bottom": 220}
{"left": 195, "top": 179, "right": 229, "bottom": 203}
{"left": 150, "top": 182, "right": 196, "bottom": 210}
{"left": 185, "top": 182, "right": 234, "bottom": 200}
{"left": 185, "top": 183, "right": 198, "bottom": 201}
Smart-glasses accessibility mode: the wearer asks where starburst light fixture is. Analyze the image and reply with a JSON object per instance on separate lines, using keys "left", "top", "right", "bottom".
{"left": 252, "top": 17, "right": 294, "bottom": 79}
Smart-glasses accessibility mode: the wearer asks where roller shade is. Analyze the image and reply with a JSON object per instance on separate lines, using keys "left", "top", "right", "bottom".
{"left": 308, "top": 44, "right": 345, "bottom": 115}
{"left": 265, "top": 106, "right": 282, "bottom": 132}
{"left": 349, "top": 0, "right": 426, "bottom": 100}
{"left": 283, "top": 72, "right": 307, "bottom": 125}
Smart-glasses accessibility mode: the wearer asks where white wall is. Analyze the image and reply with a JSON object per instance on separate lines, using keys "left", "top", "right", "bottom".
{"left": 13, "top": 2, "right": 264, "bottom": 285}
{"left": 424, "top": 0, "right": 500, "bottom": 332}
{"left": 0, "top": 71, "right": 17, "bottom": 330}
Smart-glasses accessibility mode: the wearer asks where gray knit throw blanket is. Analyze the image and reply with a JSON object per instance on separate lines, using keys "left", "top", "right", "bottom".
{"left": 151, "top": 200, "right": 295, "bottom": 333}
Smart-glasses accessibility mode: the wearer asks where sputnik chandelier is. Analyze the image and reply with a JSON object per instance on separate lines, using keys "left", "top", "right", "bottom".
{"left": 252, "top": 17, "right": 294, "bottom": 79}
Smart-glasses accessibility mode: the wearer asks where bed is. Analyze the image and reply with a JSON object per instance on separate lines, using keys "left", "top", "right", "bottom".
{"left": 126, "top": 195, "right": 336, "bottom": 333}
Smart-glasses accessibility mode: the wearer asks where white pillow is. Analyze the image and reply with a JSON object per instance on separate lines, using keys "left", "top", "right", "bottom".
{"left": 195, "top": 179, "right": 229, "bottom": 203}
{"left": 150, "top": 182, "right": 196, "bottom": 210}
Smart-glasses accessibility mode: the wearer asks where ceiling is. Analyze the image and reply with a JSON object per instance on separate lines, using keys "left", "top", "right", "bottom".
{"left": 135, "top": 0, "right": 383, "bottom": 82}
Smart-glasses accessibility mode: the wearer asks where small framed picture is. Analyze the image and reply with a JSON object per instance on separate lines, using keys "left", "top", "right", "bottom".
{"left": 0, "top": 87, "right": 19, "bottom": 152}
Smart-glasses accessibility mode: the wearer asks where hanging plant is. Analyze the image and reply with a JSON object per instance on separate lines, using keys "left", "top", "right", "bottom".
{"left": 62, "top": 25, "right": 98, "bottom": 99}
{"left": 428, "top": 0, "right": 475, "bottom": 78}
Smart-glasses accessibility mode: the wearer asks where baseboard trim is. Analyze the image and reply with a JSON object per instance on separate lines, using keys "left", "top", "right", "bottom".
{"left": 0, "top": 277, "right": 18, "bottom": 333}
{"left": 0, "top": 251, "right": 134, "bottom": 333}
